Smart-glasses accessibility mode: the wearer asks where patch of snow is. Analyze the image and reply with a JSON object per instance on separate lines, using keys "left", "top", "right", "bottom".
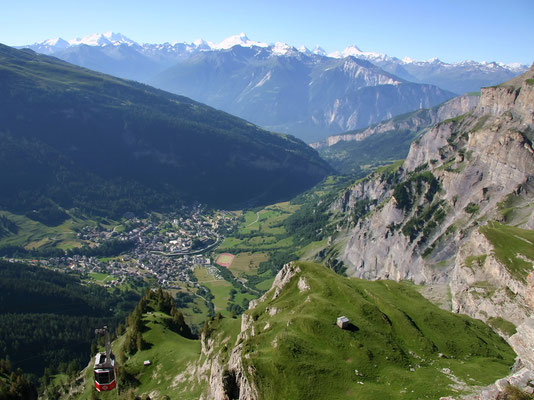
{"left": 254, "top": 71, "right": 272, "bottom": 88}
{"left": 191, "top": 38, "right": 214, "bottom": 50}
{"left": 402, "top": 56, "right": 416, "bottom": 63}
{"left": 43, "top": 37, "right": 69, "bottom": 48}
{"left": 297, "top": 45, "right": 310, "bottom": 54}
{"left": 503, "top": 62, "right": 528, "bottom": 72}
{"left": 426, "top": 57, "right": 442, "bottom": 64}
{"left": 329, "top": 45, "right": 390, "bottom": 62}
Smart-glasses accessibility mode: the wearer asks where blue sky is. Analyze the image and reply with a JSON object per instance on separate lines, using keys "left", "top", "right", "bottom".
{"left": 2, "top": 0, "right": 533, "bottom": 64}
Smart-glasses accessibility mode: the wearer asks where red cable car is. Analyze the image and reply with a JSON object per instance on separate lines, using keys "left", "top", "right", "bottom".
{"left": 94, "top": 327, "right": 117, "bottom": 392}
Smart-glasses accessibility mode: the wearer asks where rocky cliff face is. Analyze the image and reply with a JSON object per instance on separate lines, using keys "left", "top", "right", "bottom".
{"left": 328, "top": 67, "right": 534, "bottom": 391}
{"left": 183, "top": 263, "right": 303, "bottom": 400}
{"left": 312, "top": 93, "right": 479, "bottom": 149}
{"left": 334, "top": 66, "right": 533, "bottom": 282}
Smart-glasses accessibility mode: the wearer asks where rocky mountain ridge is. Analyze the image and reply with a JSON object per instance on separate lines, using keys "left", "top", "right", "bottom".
{"left": 312, "top": 93, "right": 480, "bottom": 175}
{"left": 332, "top": 66, "right": 533, "bottom": 282}
{"left": 149, "top": 50, "right": 454, "bottom": 141}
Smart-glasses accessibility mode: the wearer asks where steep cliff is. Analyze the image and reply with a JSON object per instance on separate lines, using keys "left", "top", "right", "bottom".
{"left": 334, "top": 66, "right": 533, "bottom": 283}
{"left": 312, "top": 93, "right": 480, "bottom": 149}
{"left": 328, "top": 66, "right": 534, "bottom": 392}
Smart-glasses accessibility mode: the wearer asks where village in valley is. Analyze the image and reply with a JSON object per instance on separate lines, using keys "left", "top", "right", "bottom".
{"left": 22, "top": 205, "right": 240, "bottom": 290}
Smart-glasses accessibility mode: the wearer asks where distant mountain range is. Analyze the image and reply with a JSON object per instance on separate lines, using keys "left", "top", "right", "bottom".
{"left": 0, "top": 44, "right": 331, "bottom": 220}
{"left": 23, "top": 32, "right": 528, "bottom": 142}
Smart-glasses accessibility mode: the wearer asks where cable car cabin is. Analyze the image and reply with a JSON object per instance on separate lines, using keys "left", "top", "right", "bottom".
{"left": 94, "top": 351, "right": 116, "bottom": 392}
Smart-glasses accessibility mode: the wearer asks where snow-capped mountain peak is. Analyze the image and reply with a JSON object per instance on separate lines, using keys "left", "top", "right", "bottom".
{"left": 213, "top": 33, "right": 268, "bottom": 50}
{"left": 504, "top": 62, "right": 528, "bottom": 72}
{"left": 191, "top": 38, "right": 214, "bottom": 50}
{"left": 312, "top": 45, "right": 327, "bottom": 56}
{"left": 328, "top": 45, "right": 389, "bottom": 63}
{"left": 43, "top": 37, "right": 69, "bottom": 47}
{"left": 426, "top": 57, "right": 441, "bottom": 64}
{"left": 272, "top": 42, "right": 293, "bottom": 56}
{"left": 68, "top": 32, "right": 137, "bottom": 47}
{"left": 27, "top": 37, "right": 70, "bottom": 54}
{"left": 22, "top": 32, "right": 528, "bottom": 88}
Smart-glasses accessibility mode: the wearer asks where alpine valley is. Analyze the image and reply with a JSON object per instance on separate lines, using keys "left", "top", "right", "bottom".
{"left": 0, "top": 28, "right": 532, "bottom": 400}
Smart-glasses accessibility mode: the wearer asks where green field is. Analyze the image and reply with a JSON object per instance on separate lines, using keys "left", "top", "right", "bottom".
{"left": 0, "top": 210, "right": 122, "bottom": 254}
{"left": 219, "top": 201, "right": 301, "bottom": 252}
{"left": 204, "top": 280, "right": 233, "bottom": 314}
{"left": 194, "top": 267, "right": 233, "bottom": 316}
{"left": 215, "top": 201, "right": 301, "bottom": 292}
{"left": 229, "top": 252, "right": 269, "bottom": 276}
{"left": 216, "top": 175, "right": 351, "bottom": 295}
{"left": 88, "top": 272, "right": 114, "bottom": 282}
{"left": 0, "top": 211, "right": 86, "bottom": 251}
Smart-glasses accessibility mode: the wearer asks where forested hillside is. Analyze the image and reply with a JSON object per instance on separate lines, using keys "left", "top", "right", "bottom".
{"left": 0, "top": 44, "right": 331, "bottom": 219}
{"left": 0, "top": 260, "right": 141, "bottom": 377}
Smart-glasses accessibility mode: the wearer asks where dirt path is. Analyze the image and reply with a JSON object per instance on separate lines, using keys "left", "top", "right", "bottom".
{"left": 245, "top": 212, "right": 260, "bottom": 228}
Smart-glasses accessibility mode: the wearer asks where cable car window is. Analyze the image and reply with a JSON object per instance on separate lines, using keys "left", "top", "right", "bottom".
{"left": 94, "top": 370, "right": 114, "bottom": 384}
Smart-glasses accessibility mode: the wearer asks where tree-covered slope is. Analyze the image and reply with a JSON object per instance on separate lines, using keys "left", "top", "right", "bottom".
{"left": 0, "top": 44, "right": 331, "bottom": 216}
{"left": 0, "top": 260, "right": 141, "bottom": 377}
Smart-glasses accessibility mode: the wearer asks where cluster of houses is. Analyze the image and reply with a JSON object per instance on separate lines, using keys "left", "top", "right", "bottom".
{"left": 17, "top": 207, "right": 239, "bottom": 289}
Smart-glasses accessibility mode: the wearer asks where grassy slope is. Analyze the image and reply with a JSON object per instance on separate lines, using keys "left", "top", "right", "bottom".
{"left": 240, "top": 262, "right": 515, "bottom": 400}
{"left": 480, "top": 222, "right": 534, "bottom": 282}
{"left": 124, "top": 311, "right": 202, "bottom": 399}
{"left": 76, "top": 312, "right": 202, "bottom": 400}
{"left": 0, "top": 210, "right": 93, "bottom": 251}
{"left": 73, "top": 261, "right": 515, "bottom": 399}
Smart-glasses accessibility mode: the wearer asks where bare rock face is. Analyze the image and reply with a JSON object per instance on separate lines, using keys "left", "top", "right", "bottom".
{"left": 336, "top": 66, "right": 534, "bottom": 285}
{"left": 198, "top": 327, "right": 259, "bottom": 400}
{"left": 197, "top": 263, "right": 302, "bottom": 400}
{"left": 451, "top": 230, "right": 532, "bottom": 328}
{"left": 510, "top": 318, "right": 534, "bottom": 371}
{"left": 270, "top": 262, "right": 301, "bottom": 299}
